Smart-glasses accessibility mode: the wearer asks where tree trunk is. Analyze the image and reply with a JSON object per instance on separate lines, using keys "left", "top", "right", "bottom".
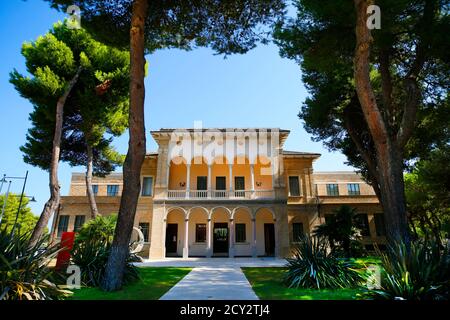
{"left": 101, "top": 0, "right": 148, "bottom": 292}
{"left": 375, "top": 142, "right": 410, "bottom": 246}
{"left": 29, "top": 67, "right": 82, "bottom": 247}
{"left": 353, "top": 0, "right": 410, "bottom": 247}
{"left": 85, "top": 144, "right": 99, "bottom": 219}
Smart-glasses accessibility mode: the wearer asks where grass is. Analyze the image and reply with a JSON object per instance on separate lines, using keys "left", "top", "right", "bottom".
{"left": 242, "top": 267, "right": 365, "bottom": 300}
{"left": 352, "top": 256, "right": 382, "bottom": 267}
{"left": 70, "top": 267, "right": 192, "bottom": 300}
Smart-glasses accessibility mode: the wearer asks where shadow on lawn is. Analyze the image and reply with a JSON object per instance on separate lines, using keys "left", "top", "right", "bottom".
{"left": 70, "top": 267, "right": 192, "bottom": 300}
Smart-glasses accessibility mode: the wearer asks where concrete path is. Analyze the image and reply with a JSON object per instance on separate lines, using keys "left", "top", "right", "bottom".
{"left": 159, "top": 267, "right": 259, "bottom": 300}
{"left": 136, "top": 257, "right": 286, "bottom": 268}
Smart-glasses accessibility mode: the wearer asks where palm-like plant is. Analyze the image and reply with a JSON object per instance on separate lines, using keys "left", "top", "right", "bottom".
{"left": 364, "top": 241, "right": 450, "bottom": 300}
{"left": 313, "top": 205, "right": 363, "bottom": 257}
{"left": 0, "top": 228, "right": 72, "bottom": 300}
{"left": 285, "top": 235, "right": 364, "bottom": 289}
{"left": 74, "top": 215, "right": 117, "bottom": 244}
{"left": 71, "top": 215, "right": 139, "bottom": 287}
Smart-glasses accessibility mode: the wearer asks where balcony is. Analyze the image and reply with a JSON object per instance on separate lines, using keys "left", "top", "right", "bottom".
{"left": 166, "top": 189, "right": 275, "bottom": 200}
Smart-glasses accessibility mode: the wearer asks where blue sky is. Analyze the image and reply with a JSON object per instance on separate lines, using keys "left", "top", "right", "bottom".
{"left": 0, "top": 0, "right": 353, "bottom": 217}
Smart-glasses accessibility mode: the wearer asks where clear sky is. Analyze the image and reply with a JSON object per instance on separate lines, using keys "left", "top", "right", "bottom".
{"left": 0, "top": 0, "right": 353, "bottom": 217}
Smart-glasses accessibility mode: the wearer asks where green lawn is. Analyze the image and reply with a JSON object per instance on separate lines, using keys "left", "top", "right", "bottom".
{"left": 242, "top": 267, "right": 364, "bottom": 300}
{"left": 70, "top": 267, "right": 192, "bottom": 300}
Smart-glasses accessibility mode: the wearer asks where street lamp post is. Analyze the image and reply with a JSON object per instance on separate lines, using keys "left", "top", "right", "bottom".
{"left": 0, "top": 171, "right": 36, "bottom": 235}
{"left": 0, "top": 174, "right": 7, "bottom": 193}
{"left": 11, "top": 171, "right": 29, "bottom": 236}
{"left": 0, "top": 180, "right": 12, "bottom": 224}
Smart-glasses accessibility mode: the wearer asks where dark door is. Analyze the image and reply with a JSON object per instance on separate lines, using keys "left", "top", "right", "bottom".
{"left": 213, "top": 223, "right": 228, "bottom": 254}
{"left": 234, "top": 176, "right": 245, "bottom": 197}
{"left": 264, "top": 223, "right": 275, "bottom": 256}
{"left": 216, "top": 176, "right": 226, "bottom": 197}
{"left": 197, "top": 176, "right": 207, "bottom": 197}
{"left": 166, "top": 224, "right": 178, "bottom": 255}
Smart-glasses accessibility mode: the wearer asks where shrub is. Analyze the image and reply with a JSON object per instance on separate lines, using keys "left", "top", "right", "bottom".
{"left": 75, "top": 215, "right": 117, "bottom": 244}
{"left": 363, "top": 241, "right": 450, "bottom": 300}
{"left": 313, "top": 205, "right": 366, "bottom": 257}
{"left": 71, "top": 215, "right": 139, "bottom": 287}
{"left": 285, "top": 235, "right": 364, "bottom": 289}
{"left": 0, "top": 228, "right": 72, "bottom": 300}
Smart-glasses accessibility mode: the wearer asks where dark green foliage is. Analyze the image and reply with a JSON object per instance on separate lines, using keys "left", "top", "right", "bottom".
{"left": 285, "top": 235, "right": 363, "bottom": 290}
{"left": 313, "top": 205, "right": 366, "bottom": 257}
{"left": 74, "top": 215, "right": 117, "bottom": 244}
{"left": 274, "top": 0, "right": 449, "bottom": 190}
{"left": 46, "top": 1, "right": 286, "bottom": 55}
{"left": 364, "top": 241, "right": 450, "bottom": 300}
{"left": 10, "top": 22, "right": 128, "bottom": 176}
{"left": 71, "top": 215, "right": 139, "bottom": 287}
{"left": 405, "top": 146, "right": 450, "bottom": 243}
{"left": 0, "top": 229, "right": 71, "bottom": 300}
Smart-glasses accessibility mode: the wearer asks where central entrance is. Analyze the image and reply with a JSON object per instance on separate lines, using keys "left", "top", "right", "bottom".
{"left": 165, "top": 223, "right": 178, "bottom": 256}
{"left": 213, "top": 223, "right": 229, "bottom": 256}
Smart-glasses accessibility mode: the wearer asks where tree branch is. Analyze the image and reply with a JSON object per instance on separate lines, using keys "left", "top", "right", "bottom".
{"left": 397, "top": 0, "right": 437, "bottom": 148}
{"left": 353, "top": 0, "right": 389, "bottom": 147}
{"left": 379, "top": 49, "right": 394, "bottom": 125}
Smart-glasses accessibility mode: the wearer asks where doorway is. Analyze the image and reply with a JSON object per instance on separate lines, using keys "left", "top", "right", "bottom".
{"left": 165, "top": 223, "right": 178, "bottom": 256}
{"left": 215, "top": 176, "right": 226, "bottom": 197}
{"left": 264, "top": 223, "right": 275, "bottom": 256}
{"left": 234, "top": 176, "right": 245, "bottom": 197}
{"left": 213, "top": 223, "right": 229, "bottom": 256}
{"left": 197, "top": 176, "right": 207, "bottom": 197}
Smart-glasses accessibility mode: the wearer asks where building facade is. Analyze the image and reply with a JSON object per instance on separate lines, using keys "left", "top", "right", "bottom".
{"left": 52, "top": 128, "right": 386, "bottom": 258}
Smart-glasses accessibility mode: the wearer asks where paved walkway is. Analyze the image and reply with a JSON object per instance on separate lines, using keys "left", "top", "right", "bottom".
{"left": 136, "top": 257, "right": 287, "bottom": 268}
{"left": 136, "top": 258, "right": 286, "bottom": 300}
{"left": 159, "top": 267, "right": 259, "bottom": 300}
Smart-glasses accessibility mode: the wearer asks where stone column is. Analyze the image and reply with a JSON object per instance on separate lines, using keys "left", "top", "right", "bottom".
{"left": 229, "top": 218, "right": 235, "bottom": 258}
{"left": 271, "top": 159, "right": 276, "bottom": 191}
{"left": 207, "top": 218, "right": 212, "bottom": 258}
{"left": 183, "top": 218, "right": 189, "bottom": 259}
{"left": 250, "top": 164, "right": 255, "bottom": 198}
{"left": 274, "top": 218, "right": 280, "bottom": 257}
{"left": 162, "top": 218, "right": 167, "bottom": 258}
{"left": 207, "top": 164, "right": 212, "bottom": 198}
{"left": 252, "top": 218, "right": 257, "bottom": 258}
{"left": 186, "top": 164, "right": 191, "bottom": 198}
{"left": 149, "top": 205, "right": 166, "bottom": 259}
{"left": 229, "top": 164, "right": 233, "bottom": 196}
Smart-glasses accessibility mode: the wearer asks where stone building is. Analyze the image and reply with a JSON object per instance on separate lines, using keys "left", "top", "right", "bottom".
{"left": 52, "top": 128, "right": 386, "bottom": 258}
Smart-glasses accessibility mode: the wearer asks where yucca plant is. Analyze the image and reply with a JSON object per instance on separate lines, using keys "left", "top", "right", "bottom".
{"left": 0, "top": 228, "right": 72, "bottom": 300}
{"left": 285, "top": 235, "right": 364, "bottom": 289}
{"left": 363, "top": 241, "right": 450, "bottom": 300}
{"left": 71, "top": 215, "right": 139, "bottom": 287}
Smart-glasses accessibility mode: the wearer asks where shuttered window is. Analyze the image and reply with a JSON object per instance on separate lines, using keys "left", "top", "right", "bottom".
{"left": 289, "top": 176, "right": 300, "bottom": 196}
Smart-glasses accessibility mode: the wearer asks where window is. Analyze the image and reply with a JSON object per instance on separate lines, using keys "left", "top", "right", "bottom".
{"left": 57, "top": 215, "right": 69, "bottom": 237}
{"left": 326, "top": 184, "right": 339, "bottom": 196}
{"left": 354, "top": 213, "right": 371, "bottom": 236}
{"left": 347, "top": 183, "right": 360, "bottom": 195}
{"left": 92, "top": 185, "right": 98, "bottom": 195}
{"left": 235, "top": 223, "right": 246, "bottom": 243}
{"left": 139, "top": 222, "right": 150, "bottom": 242}
{"left": 374, "top": 213, "right": 386, "bottom": 236}
{"left": 216, "top": 176, "right": 226, "bottom": 190}
{"left": 289, "top": 176, "right": 300, "bottom": 196}
{"left": 74, "top": 215, "right": 85, "bottom": 232}
{"left": 197, "top": 176, "right": 207, "bottom": 197}
{"left": 234, "top": 176, "right": 245, "bottom": 197}
{"left": 107, "top": 185, "right": 119, "bottom": 196}
{"left": 195, "top": 224, "right": 206, "bottom": 242}
{"left": 141, "top": 177, "right": 153, "bottom": 196}
{"left": 292, "top": 223, "right": 304, "bottom": 242}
